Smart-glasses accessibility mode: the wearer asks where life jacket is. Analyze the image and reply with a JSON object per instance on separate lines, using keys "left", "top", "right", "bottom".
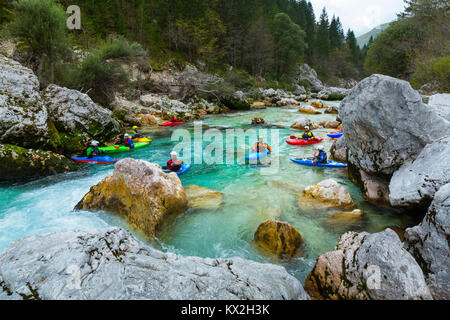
{"left": 302, "top": 131, "right": 314, "bottom": 140}
{"left": 166, "top": 159, "right": 181, "bottom": 171}
{"left": 86, "top": 146, "right": 99, "bottom": 158}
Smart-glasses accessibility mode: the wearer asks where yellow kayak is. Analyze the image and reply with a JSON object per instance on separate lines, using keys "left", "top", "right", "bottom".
{"left": 133, "top": 137, "right": 152, "bottom": 143}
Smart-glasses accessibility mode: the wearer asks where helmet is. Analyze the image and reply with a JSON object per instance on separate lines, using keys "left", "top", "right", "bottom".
{"left": 132, "top": 126, "right": 138, "bottom": 130}
{"left": 318, "top": 147, "right": 325, "bottom": 152}
{"left": 259, "top": 136, "right": 264, "bottom": 140}
{"left": 170, "top": 151, "right": 178, "bottom": 157}
{"left": 124, "top": 133, "right": 129, "bottom": 137}
{"left": 304, "top": 126, "right": 310, "bottom": 130}
{"left": 91, "top": 140, "right": 99, "bottom": 147}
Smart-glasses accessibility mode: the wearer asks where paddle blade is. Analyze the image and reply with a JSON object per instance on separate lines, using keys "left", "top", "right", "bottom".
{"left": 290, "top": 136, "right": 297, "bottom": 139}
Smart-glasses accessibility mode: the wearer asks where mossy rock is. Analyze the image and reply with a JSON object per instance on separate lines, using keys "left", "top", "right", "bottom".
{"left": 0, "top": 144, "right": 80, "bottom": 182}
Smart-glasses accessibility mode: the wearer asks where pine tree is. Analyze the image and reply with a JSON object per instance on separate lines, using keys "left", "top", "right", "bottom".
{"left": 316, "top": 7, "right": 330, "bottom": 58}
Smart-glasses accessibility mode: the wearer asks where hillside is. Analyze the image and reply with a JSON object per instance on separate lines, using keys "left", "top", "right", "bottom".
{"left": 357, "top": 22, "right": 391, "bottom": 48}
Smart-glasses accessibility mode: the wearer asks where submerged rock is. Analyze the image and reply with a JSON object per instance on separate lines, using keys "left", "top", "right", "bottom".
{"left": 304, "top": 229, "right": 432, "bottom": 300}
{"left": 298, "top": 105, "right": 322, "bottom": 115}
{"left": 184, "top": 185, "right": 224, "bottom": 210}
{"left": 0, "top": 228, "right": 309, "bottom": 300}
{"left": 254, "top": 220, "right": 303, "bottom": 258}
{"left": 390, "top": 135, "right": 450, "bottom": 209}
{"left": 75, "top": 158, "right": 187, "bottom": 239}
{"left": 404, "top": 183, "right": 450, "bottom": 299}
{"left": 327, "top": 209, "right": 364, "bottom": 222}
{"left": 251, "top": 117, "right": 268, "bottom": 126}
{"left": 0, "top": 144, "right": 79, "bottom": 181}
{"left": 298, "top": 179, "right": 355, "bottom": 211}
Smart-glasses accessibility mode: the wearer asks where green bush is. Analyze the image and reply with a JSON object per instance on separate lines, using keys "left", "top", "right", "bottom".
{"left": 98, "top": 37, "right": 146, "bottom": 60}
{"left": 411, "top": 55, "right": 450, "bottom": 92}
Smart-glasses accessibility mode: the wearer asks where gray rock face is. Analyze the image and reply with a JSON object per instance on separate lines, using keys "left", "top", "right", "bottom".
{"left": 404, "top": 184, "right": 450, "bottom": 299}
{"left": 0, "top": 55, "right": 50, "bottom": 148}
{"left": 340, "top": 74, "right": 450, "bottom": 176}
{"left": 0, "top": 228, "right": 309, "bottom": 300}
{"left": 305, "top": 229, "right": 432, "bottom": 300}
{"left": 316, "top": 87, "right": 349, "bottom": 100}
{"left": 43, "top": 85, "right": 120, "bottom": 140}
{"left": 296, "top": 64, "right": 324, "bottom": 92}
{"left": 330, "top": 136, "right": 347, "bottom": 163}
{"left": 390, "top": 136, "right": 450, "bottom": 208}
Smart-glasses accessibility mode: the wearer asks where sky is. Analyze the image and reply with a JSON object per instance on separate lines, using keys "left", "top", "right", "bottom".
{"left": 309, "top": 0, "right": 407, "bottom": 36}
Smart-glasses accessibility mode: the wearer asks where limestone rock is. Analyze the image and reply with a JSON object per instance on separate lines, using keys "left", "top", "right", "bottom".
{"left": 404, "top": 183, "right": 450, "bottom": 299}
{"left": 75, "top": 158, "right": 187, "bottom": 238}
{"left": 298, "top": 179, "right": 355, "bottom": 211}
{"left": 0, "top": 144, "right": 79, "bottom": 181}
{"left": 390, "top": 135, "right": 450, "bottom": 208}
{"left": 327, "top": 209, "right": 364, "bottom": 222}
{"left": 298, "top": 106, "right": 322, "bottom": 115}
{"left": 0, "top": 228, "right": 309, "bottom": 300}
{"left": 184, "top": 185, "right": 224, "bottom": 210}
{"left": 330, "top": 136, "right": 348, "bottom": 163}
{"left": 304, "top": 229, "right": 432, "bottom": 300}
{"left": 296, "top": 64, "right": 324, "bottom": 92}
{"left": 254, "top": 220, "right": 303, "bottom": 258}
{"left": 340, "top": 74, "right": 450, "bottom": 176}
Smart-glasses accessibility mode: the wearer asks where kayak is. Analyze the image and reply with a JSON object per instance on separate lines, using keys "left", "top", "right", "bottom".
{"left": 71, "top": 156, "right": 118, "bottom": 164}
{"left": 246, "top": 151, "right": 270, "bottom": 161}
{"left": 163, "top": 163, "right": 191, "bottom": 176}
{"left": 290, "top": 158, "right": 347, "bottom": 168}
{"left": 159, "top": 122, "right": 185, "bottom": 127}
{"left": 327, "top": 132, "right": 343, "bottom": 139}
{"left": 286, "top": 137, "right": 324, "bottom": 146}
{"left": 133, "top": 137, "right": 152, "bottom": 143}
{"left": 99, "top": 142, "right": 150, "bottom": 154}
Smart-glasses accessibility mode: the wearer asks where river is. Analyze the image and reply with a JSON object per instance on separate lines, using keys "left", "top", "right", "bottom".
{"left": 0, "top": 102, "right": 419, "bottom": 283}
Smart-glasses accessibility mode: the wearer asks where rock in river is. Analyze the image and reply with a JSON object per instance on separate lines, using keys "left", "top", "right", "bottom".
{"left": 254, "top": 220, "right": 303, "bottom": 258}
{"left": 304, "top": 229, "right": 432, "bottom": 300}
{"left": 390, "top": 135, "right": 450, "bottom": 209}
{"left": 298, "top": 179, "right": 355, "bottom": 211}
{"left": 0, "top": 144, "right": 79, "bottom": 181}
{"left": 0, "top": 228, "right": 309, "bottom": 300}
{"left": 404, "top": 183, "right": 450, "bottom": 299}
{"left": 184, "top": 185, "right": 224, "bottom": 210}
{"left": 340, "top": 74, "right": 450, "bottom": 176}
{"left": 75, "top": 158, "right": 187, "bottom": 239}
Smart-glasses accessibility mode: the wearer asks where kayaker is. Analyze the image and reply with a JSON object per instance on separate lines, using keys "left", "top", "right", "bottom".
{"left": 132, "top": 126, "right": 143, "bottom": 138}
{"left": 86, "top": 141, "right": 101, "bottom": 159}
{"left": 121, "top": 134, "right": 135, "bottom": 149}
{"left": 313, "top": 147, "right": 328, "bottom": 164}
{"left": 163, "top": 151, "right": 184, "bottom": 172}
{"left": 251, "top": 136, "right": 272, "bottom": 154}
{"left": 169, "top": 113, "right": 178, "bottom": 123}
{"left": 300, "top": 126, "right": 315, "bottom": 141}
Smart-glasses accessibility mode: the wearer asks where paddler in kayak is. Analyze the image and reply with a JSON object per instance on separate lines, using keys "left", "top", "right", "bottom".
{"left": 300, "top": 126, "right": 315, "bottom": 141}
{"left": 169, "top": 113, "right": 178, "bottom": 123}
{"left": 131, "top": 126, "right": 143, "bottom": 138}
{"left": 120, "top": 133, "right": 135, "bottom": 149}
{"left": 313, "top": 147, "right": 328, "bottom": 164}
{"left": 163, "top": 151, "right": 184, "bottom": 172}
{"left": 86, "top": 141, "right": 102, "bottom": 158}
{"left": 251, "top": 136, "right": 272, "bottom": 154}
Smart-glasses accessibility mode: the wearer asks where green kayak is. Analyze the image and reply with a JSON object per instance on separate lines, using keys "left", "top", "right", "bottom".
{"left": 99, "top": 142, "right": 150, "bottom": 154}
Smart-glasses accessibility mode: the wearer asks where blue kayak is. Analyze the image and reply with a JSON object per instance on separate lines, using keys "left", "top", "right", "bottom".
{"left": 327, "top": 132, "right": 343, "bottom": 139}
{"left": 290, "top": 158, "right": 347, "bottom": 168}
{"left": 246, "top": 151, "right": 271, "bottom": 161}
{"left": 71, "top": 156, "right": 118, "bottom": 164}
{"left": 164, "top": 163, "right": 191, "bottom": 176}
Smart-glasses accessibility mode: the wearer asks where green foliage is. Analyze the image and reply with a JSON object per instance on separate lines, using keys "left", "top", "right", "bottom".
{"left": 273, "top": 13, "right": 306, "bottom": 80}
{"left": 411, "top": 55, "right": 450, "bottom": 92}
{"left": 0, "top": 0, "right": 13, "bottom": 25}
{"left": 8, "top": 0, "right": 71, "bottom": 82}
{"left": 98, "top": 37, "right": 146, "bottom": 60}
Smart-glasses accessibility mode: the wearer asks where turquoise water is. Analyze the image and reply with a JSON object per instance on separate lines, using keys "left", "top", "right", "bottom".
{"left": 0, "top": 103, "right": 418, "bottom": 283}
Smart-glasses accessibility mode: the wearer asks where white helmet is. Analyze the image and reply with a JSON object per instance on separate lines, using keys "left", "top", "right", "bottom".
{"left": 91, "top": 140, "right": 99, "bottom": 147}
{"left": 318, "top": 147, "right": 325, "bottom": 152}
{"left": 170, "top": 151, "right": 178, "bottom": 157}
{"left": 124, "top": 133, "right": 129, "bottom": 137}
{"left": 304, "top": 126, "right": 310, "bottom": 130}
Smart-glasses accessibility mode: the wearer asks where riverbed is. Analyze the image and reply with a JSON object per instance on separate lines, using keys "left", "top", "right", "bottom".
{"left": 0, "top": 102, "right": 419, "bottom": 283}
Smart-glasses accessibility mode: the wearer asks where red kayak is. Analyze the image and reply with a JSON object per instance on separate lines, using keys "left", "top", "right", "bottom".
{"left": 286, "top": 137, "right": 324, "bottom": 146}
{"left": 159, "top": 121, "right": 186, "bottom": 127}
